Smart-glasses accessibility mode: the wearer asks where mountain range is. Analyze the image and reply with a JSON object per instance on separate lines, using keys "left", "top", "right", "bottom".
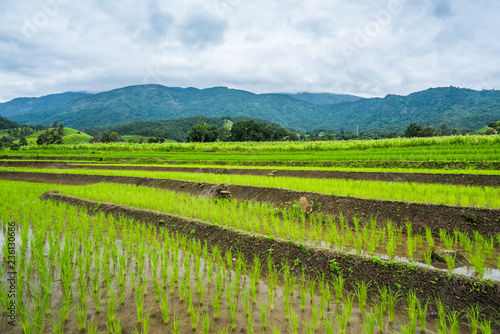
{"left": 1, "top": 85, "right": 499, "bottom": 133}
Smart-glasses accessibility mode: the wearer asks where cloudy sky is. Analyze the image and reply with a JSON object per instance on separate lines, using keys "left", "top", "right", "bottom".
{"left": 0, "top": 0, "right": 499, "bottom": 102}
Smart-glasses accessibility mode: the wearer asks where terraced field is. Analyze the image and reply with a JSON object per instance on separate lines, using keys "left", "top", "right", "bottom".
{"left": 1, "top": 136, "right": 500, "bottom": 333}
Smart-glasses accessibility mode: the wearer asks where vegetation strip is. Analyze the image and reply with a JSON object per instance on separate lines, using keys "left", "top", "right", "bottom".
{"left": 39, "top": 190, "right": 500, "bottom": 322}
{"left": 3, "top": 170, "right": 500, "bottom": 236}
{"left": 4, "top": 154, "right": 500, "bottom": 170}
{"left": 2, "top": 160, "right": 500, "bottom": 187}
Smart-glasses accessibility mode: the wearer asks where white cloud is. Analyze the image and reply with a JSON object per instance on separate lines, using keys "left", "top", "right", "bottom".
{"left": 0, "top": 0, "right": 499, "bottom": 102}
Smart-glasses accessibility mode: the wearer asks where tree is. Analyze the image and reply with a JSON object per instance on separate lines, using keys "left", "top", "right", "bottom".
{"left": 19, "top": 136, "right": 28, "bottom": 146}
{"left": 187, "top": 123, "right": 218, "bottom": 142}
{"left": 230, "top": 120, "right": 288, "bottom": 142}
{"left": 101, "top": 132, "right": 123, "bottom": 143}
{"left": 288, "top": 132, "right": 300, "bottom": 141}
{"left": 403, "top": 123, "right": 424, "bottom": 138}
{"left": 217, "top": 127, "right": 231, "bottom": 142}
{"left": 36, "top": 123, "right": 65, "bottom": 145}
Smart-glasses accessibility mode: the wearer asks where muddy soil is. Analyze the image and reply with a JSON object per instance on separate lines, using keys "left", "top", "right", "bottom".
{"left": 2, "top": 155, "right": 500, "bottom": 170}
{"left": 2, "top": 171, "right": 499, "bottom": 237}
{"left": 2, "top": 160, "right": 500, "bottom": 187}
{"left": 39, "top": 191, "right": 500, "bottom": 324}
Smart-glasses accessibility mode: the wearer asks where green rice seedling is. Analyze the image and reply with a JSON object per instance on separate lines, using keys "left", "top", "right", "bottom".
{"left": 92, "top": 280, "right": 102, "bottom": 313}
{"left": 76, "top": 301, "right": 88, "bottom": 332}
{"left": 447, "top": 309, "right": 461, "bottom": 334}
{"left": 386, "top": 234, "right": 397, "bottom": 260}
{"left": 172, "top": 317, "right": 182, "bottom": 334}
{"left": 397, "top": 227, "right": 403, "bottom": 246}
{"left": 466, "top": 304, "right": 481, "bottom": 334}
{"left": 354, "top": 234, "right": 364, "bottom": 254}
{"left": 469, "top": 248, "right": 487, "bottom": 279}
{"left": 229, "top": 296, "right": 238, "bottom": 331}
{"left": 386, "top": 287, "right": 399, "bottom": 324}
{"left": 336, "top": 309, "right": 348, "bottom": 334}
{"left": 299, "top": 280, "right": 308, "bottom": 311}
{"left": 343, "top": 294, "right": 354, "bottom": 325}
{"left": 160, "top": 290, "right": 171, "bottom": 325}
{"left": 417, "top": 298, "right": 429, "bottom": 333}
{"left": 407, "top": 237, "right": 415, "bottom": 261}
{"left": 374, "top": 300, "right": 384, "bottom": 333}
{"left": 324, "top": 318, "right": 334, "bottom": 334}
{"left": 211, "top": 289, "right": 222, "bottom": 320}
{"left": 480, "top": 319, "right": 492, "bottom": 334}
{"left": 259, "top": 302, "right": 268, "bottom": 329}
{"left": 406, "top": 291, "right": 418, "bottom": 334}
{"left": 355, "top": 281, "right": 369, "bottom": 315}
{"left": 311, "top": 301, "right": 320, "bottom": 331}
{"left": 51, "top": 306, "right": 65, "bottom": 334}
{"left": 444, "top": 254, "right": 456, "bottom": 273}
{"left": 136, "top": 284, "right": 145, "bottom": 324}
{"left": 87, "top": 317, "right": 99, "bottom": 334}
{"left": 142, "top": 311, "right": 151, "bottom": 334}
{"left": 440, "top": 229, "right": 454, "bottom": 249}
{"left": 415, "top": 234, "right": 423, "bottom": 248}
{"left": 406, "top": 222, "right": 412, "bottom": 239}
{"left": 377, "top": 285, "right": 388, "bottom": 312}
{"left": 362, "top": 309, "right": 376, "bottom": 334}
{"left": 203, "top": 312, "right": 210, "bottom": 334}
{"left": 243, "top": 288, "right": 251, "bottom": 316}
{"left": 435, "top": 299, "right": 447, "bottom": 334}
{"left": 308, "top": 278, "right": 316, "bottom": 304}
{"left": 247, "top": 311, "right": 254, "bottom": 334}
{"left": 333, "top": 274, "right": 344, "bottom": 303}
{"left": 423, "top": 250, "right": 432, "bottom": 268}
{"left": 106, "top": 289, "right": 119, "bottom": 333}
{"left": 290, "top": 309, "right": 299, "bottom": 334}
{"left": 189, "top": 304, "right": 201, "bottom": 331}
{"left": 111, "top": 317, "right": 122, "bottom": 334}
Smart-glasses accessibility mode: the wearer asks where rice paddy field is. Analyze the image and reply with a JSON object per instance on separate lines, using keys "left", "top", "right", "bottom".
{"left": 1, "top": 135, "right": 500, "bottom": 333}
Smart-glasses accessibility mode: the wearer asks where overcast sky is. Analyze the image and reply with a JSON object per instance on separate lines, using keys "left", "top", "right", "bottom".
{"left": 1, "top": 0, "right": 499, "bottom": 102}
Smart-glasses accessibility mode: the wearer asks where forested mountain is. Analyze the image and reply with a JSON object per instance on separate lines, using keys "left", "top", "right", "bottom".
{"left": 4, "top": 85, "right": 500, "bottom": 133}
{"left": 0, "top": 114, "right": 26, "bottom": 130}
{"left": 287, "top": 92, "right": 362, "bottom": 105}
{"left": 85, "top": 115, "right": 269, "bottom": 142}
{"left": 0, "top": 92, "right": 89, "bottom": 119}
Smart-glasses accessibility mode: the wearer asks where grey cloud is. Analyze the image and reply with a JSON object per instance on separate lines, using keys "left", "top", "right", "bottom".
{"left": 145, "top": 1, "right": 173, "bottom": 39}
{"left": 294, "top": 17, "right": 337, "bottom": 39}
{"left": 434, "top": 0, "right": 453, "bottom": 18}
{"left": 178, "top": 8, "right": 228, "bottom": 48}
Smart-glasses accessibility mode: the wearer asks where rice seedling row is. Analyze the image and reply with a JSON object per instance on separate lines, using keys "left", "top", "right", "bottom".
{"left": 1, "top": 171, "right": 499, "bottom": 239}
{"left": 36, "top": 184, "right": 500, "bottom": 319}
{"left": 1, "top": 180, "right": 499, "bottom": 333}
{"left": 4, "top": 160, "right": 500, "bottom": 187}
{"left": 3, "top": 167, "right": 500, "bottom": 209}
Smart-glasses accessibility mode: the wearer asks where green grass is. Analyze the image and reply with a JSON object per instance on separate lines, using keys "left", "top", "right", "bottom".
{"left": 3, "top": 135, "right": 500, "bottom": 163}
{"left": 24, "top": 128, "right": 93, "bottom": 145}
{"left": 2, "top": 167, "right": 499, "bottom": 208}
{"left": 70, "top": 162, "right": 500, "bottom": 175}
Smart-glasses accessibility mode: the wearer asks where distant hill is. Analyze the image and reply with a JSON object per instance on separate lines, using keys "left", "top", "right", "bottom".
{"left": 0, "top": 92, "right": 90, "bottom": 119}
{"left": 4, "top": 85, "right": 500, "bottom": 133}
{"left": 25, "top": 128, "right": 93, "bottom": 145}
{"left": 287, "top": 92, "right": 362, "bottom": 105}
{"left": 0, "top": 114, "right": 27, "bottom": 130}
{"left": 85, "top": 115, "right": 271, "bottom": 142}
{"left": 320, "top": 87, "right": 500, "bottom": 133}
